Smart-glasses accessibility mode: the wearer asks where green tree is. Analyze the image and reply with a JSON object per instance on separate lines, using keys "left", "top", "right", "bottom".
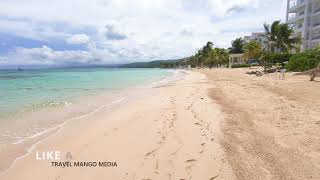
{"left": 244, "top": 41, "right": 262, "bottom": 60}
{"left": 187, "top": 42, "right": 229, "bottom": 69}
{"left": 194, "top": 50, "right": 203, "bottom": 68}
{"left": 204, "top": 48, "right": 229, "bottom": 69}
{"left": 263, "top": 21, "right": 301, "bottom": 53}
{"left": 229, "top": 38, "right": 244, "bottom": 54}
{"left": 215, "top": 48, "right": 229, "bottom": 66}
{"left": 196, "top": 42, "right": 213, "bottom": 68}
{"left": 260, "top": 53, "right": 275, "bottom": 70}
{"left": 286, "top": 47, "right": 320, "bottom": 72}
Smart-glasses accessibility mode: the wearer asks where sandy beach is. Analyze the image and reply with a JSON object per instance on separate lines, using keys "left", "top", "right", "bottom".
{"left": 1, "top": 69, "right": 320, "bottom": 180}
{"left": 202, "top": 68, "right": 320, "bottom": 180}
{"left": 1, "top": 71, "right": 235, "bottom": 180}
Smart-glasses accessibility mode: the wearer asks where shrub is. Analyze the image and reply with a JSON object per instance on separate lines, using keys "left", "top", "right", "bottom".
{"left": 260, "top": 53, "right": 292, "bottom": 70}
{"left": 260, "top": 53, "right": 275, "bottom": 70}
{"left": 231, "top": 64, "right": 250, "bottom": 68}
{"left": 273, "top": 53, "right": 292, "bottom": 66}
{"left": 286, "top": 48, "right": 320, "bottom": 72}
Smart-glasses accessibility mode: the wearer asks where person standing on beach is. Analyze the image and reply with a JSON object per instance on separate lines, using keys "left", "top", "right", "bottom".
{"left": 280, "top": 68, "right": 286, "bottom": 80}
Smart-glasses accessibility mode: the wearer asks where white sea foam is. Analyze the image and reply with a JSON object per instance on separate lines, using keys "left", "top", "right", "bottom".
{"left": 151, "top": 69, "right": 188, "bottom": 88}
{"left": 0, "top": 68, "right": 181, "bottom": 176}
{"left": 0, "top": 97, "right": 125, "bottom": 176}
{"left": 11, "top": 97, "right": 125, "bottom": 145}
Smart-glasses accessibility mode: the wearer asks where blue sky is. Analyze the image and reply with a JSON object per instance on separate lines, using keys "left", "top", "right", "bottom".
{"left": 0, "top": 0, "right": 287, "bottom": 67}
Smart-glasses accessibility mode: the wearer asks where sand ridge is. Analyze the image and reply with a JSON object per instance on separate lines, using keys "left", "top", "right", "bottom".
{"left": 202, "top": 68, "right": 320, "bottom": 180}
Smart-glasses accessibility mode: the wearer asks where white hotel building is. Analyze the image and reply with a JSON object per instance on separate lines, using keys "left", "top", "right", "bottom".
{"left": 286, "top": 0, "right": 320, "bottom": 50}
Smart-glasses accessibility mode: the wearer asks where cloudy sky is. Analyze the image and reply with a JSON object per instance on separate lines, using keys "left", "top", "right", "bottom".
{"left": 0, "top": 0, "right": 287, "bottom": 67}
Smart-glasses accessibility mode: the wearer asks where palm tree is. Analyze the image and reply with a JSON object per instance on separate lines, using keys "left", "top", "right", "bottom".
{"left": 263, "top": 21, "right": 301, "bottom": 53}
{"left": 205, "top": 48, "right": 229, "bottom": 69}
{"left": 216, "top": 48, "right": 229, "bottom": 66}
{"left": 229, "top": 38, "right": 245, "bottom": 54}
{"left": 206, "top": 49, "right": 217, "bottom": 69}
{"left": 203, "top": 42, "right": 214, "bottom": 58}
{"left": 263, "top": 21, "right": 278, "bottom": 52}
{"left": 188, "top": 42, "right": 228, "bottom": 69}
{"left": 196, "top": 49, "right": 203, "bottom": 68}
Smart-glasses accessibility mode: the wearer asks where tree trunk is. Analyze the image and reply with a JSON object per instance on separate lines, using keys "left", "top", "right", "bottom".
{"left": 310, "top": 62, "right": 320, "bottom": 81}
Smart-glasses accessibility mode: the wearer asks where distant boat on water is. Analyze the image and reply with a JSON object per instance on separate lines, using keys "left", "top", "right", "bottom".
{"left": 17, "top": 67, "right": 23, "bottom": 71}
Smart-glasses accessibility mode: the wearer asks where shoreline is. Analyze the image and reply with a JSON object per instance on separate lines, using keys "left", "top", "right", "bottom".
{"left": 0, "top": 96, "right": 126, "bottom": 177}
{"left": 1, "top": 68, "right": 319, "bottom": 179}
{"left": 1, "top": 70, "right": 236, "bottom": 180}
{"left": 0, "top": 69, "right": 184, "bottom": 174}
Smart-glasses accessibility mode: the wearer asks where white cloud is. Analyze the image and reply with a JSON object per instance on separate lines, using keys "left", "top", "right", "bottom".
{"left": 7, "top": 46, "right": 94, "bottom": 65}
{"left": 0, "top": 56, "right": 8, "bottom": 64}
{"left": 208, "top": 0, "right": 259, "bottom": 16}
{"left": 0, "top": 0, "right": 288, "bottom": 66}
{"left": 66, "top": 34, "right": 90, "bottom": 44}
{"left": 180, "top": 26, "right": 194, "bottom": 37}
{"left": 101, "top": 21, "right": 127, "bottom": 40}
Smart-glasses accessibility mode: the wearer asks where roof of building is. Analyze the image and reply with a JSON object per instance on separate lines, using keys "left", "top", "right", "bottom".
{"left": 229, "top": 53, "right": 245, "bottom": 57}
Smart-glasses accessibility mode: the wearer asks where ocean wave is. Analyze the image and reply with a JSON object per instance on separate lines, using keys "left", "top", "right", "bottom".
{"left": 32, "top": 100, "right": 72, "bottom": 108}
{"left": 151, "top": 69, "right": 188, "bottom": 88}
{"left": 2, "top": 97, "right": 124, "bottom": 146}
{"left": 0, "top": 96, "right": 126, "bottom": 176}
{"left": 0, "top": 74, "right": 44, "bottom": 80}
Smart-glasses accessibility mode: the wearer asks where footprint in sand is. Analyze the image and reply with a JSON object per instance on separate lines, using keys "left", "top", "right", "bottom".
{"left": 145, "top": 149, "right": 157, "bottom": 157}
{"left": 153, "top": 159, "right": 160, "bottom": 174}
{"left": 210, "top": 175, "right": 219, "bottom": 179}
{"left": 185, "top": 159, "right": 197, "bottom": 163}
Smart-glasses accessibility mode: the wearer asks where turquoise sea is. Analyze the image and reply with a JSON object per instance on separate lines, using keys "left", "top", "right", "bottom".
{"left": 0, "top": 68, "right": 178, "bottom": 146}
{"left": 0, "top": 68, "right": 179, "bottom": 172}
{"left": 0, "top": 68, "right": 173, "bottom": 118}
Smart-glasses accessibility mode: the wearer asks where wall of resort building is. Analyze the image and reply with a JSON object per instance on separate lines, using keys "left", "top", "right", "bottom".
{"left": 244, "top": 32, "right": 268, "bottom": 50}
{"left": 287, "top": 0, "right": 320, "bottom": 50}
{"left": 229, "top": 54, "right": 246, "bottom": 67}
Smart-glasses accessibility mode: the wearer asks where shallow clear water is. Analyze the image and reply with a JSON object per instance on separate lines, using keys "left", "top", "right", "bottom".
{"left": 0, "top": 67, "right": 183, "bottom": 172}
{"left": 0, "top": 68, "right": 172, "bottom": 118}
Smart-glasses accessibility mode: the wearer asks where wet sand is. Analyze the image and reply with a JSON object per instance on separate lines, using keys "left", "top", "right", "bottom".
{"left": 2, "top": 68, "right": 319, "bottom": 180}
{"left": 1, "top": 71, "right": 235, "bottom": 180}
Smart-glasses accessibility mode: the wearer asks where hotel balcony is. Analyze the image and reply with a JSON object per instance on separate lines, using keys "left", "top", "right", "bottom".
{"left": 312, "top": 11, "right": 320, "bottom": 29}
{"left": 294, "top": 26, "right": 303, "bottom": 36}
{"left": 287, "top": 12, "right": 305, "bottom": 24}
{"left": 288, "top": 0, "right": 306, "bottom": 13}
{"left": 313, "top": 22, "right": 320, "bottom": 30}
{"left": 312, "top": 7, "right": 320, "bottom": 17}
{"left": 311, "top": 36, "right": 320, "bottom": 42}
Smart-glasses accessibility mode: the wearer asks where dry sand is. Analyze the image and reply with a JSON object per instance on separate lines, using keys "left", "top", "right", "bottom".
{"left": 1, "top": 71, "right": 235, "bottom": 180}
{"left": 201, "top": 67, "right": 320, "bottom": 180}
{"left": 1, "top": 68, "right": 319, "bottom": 180}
